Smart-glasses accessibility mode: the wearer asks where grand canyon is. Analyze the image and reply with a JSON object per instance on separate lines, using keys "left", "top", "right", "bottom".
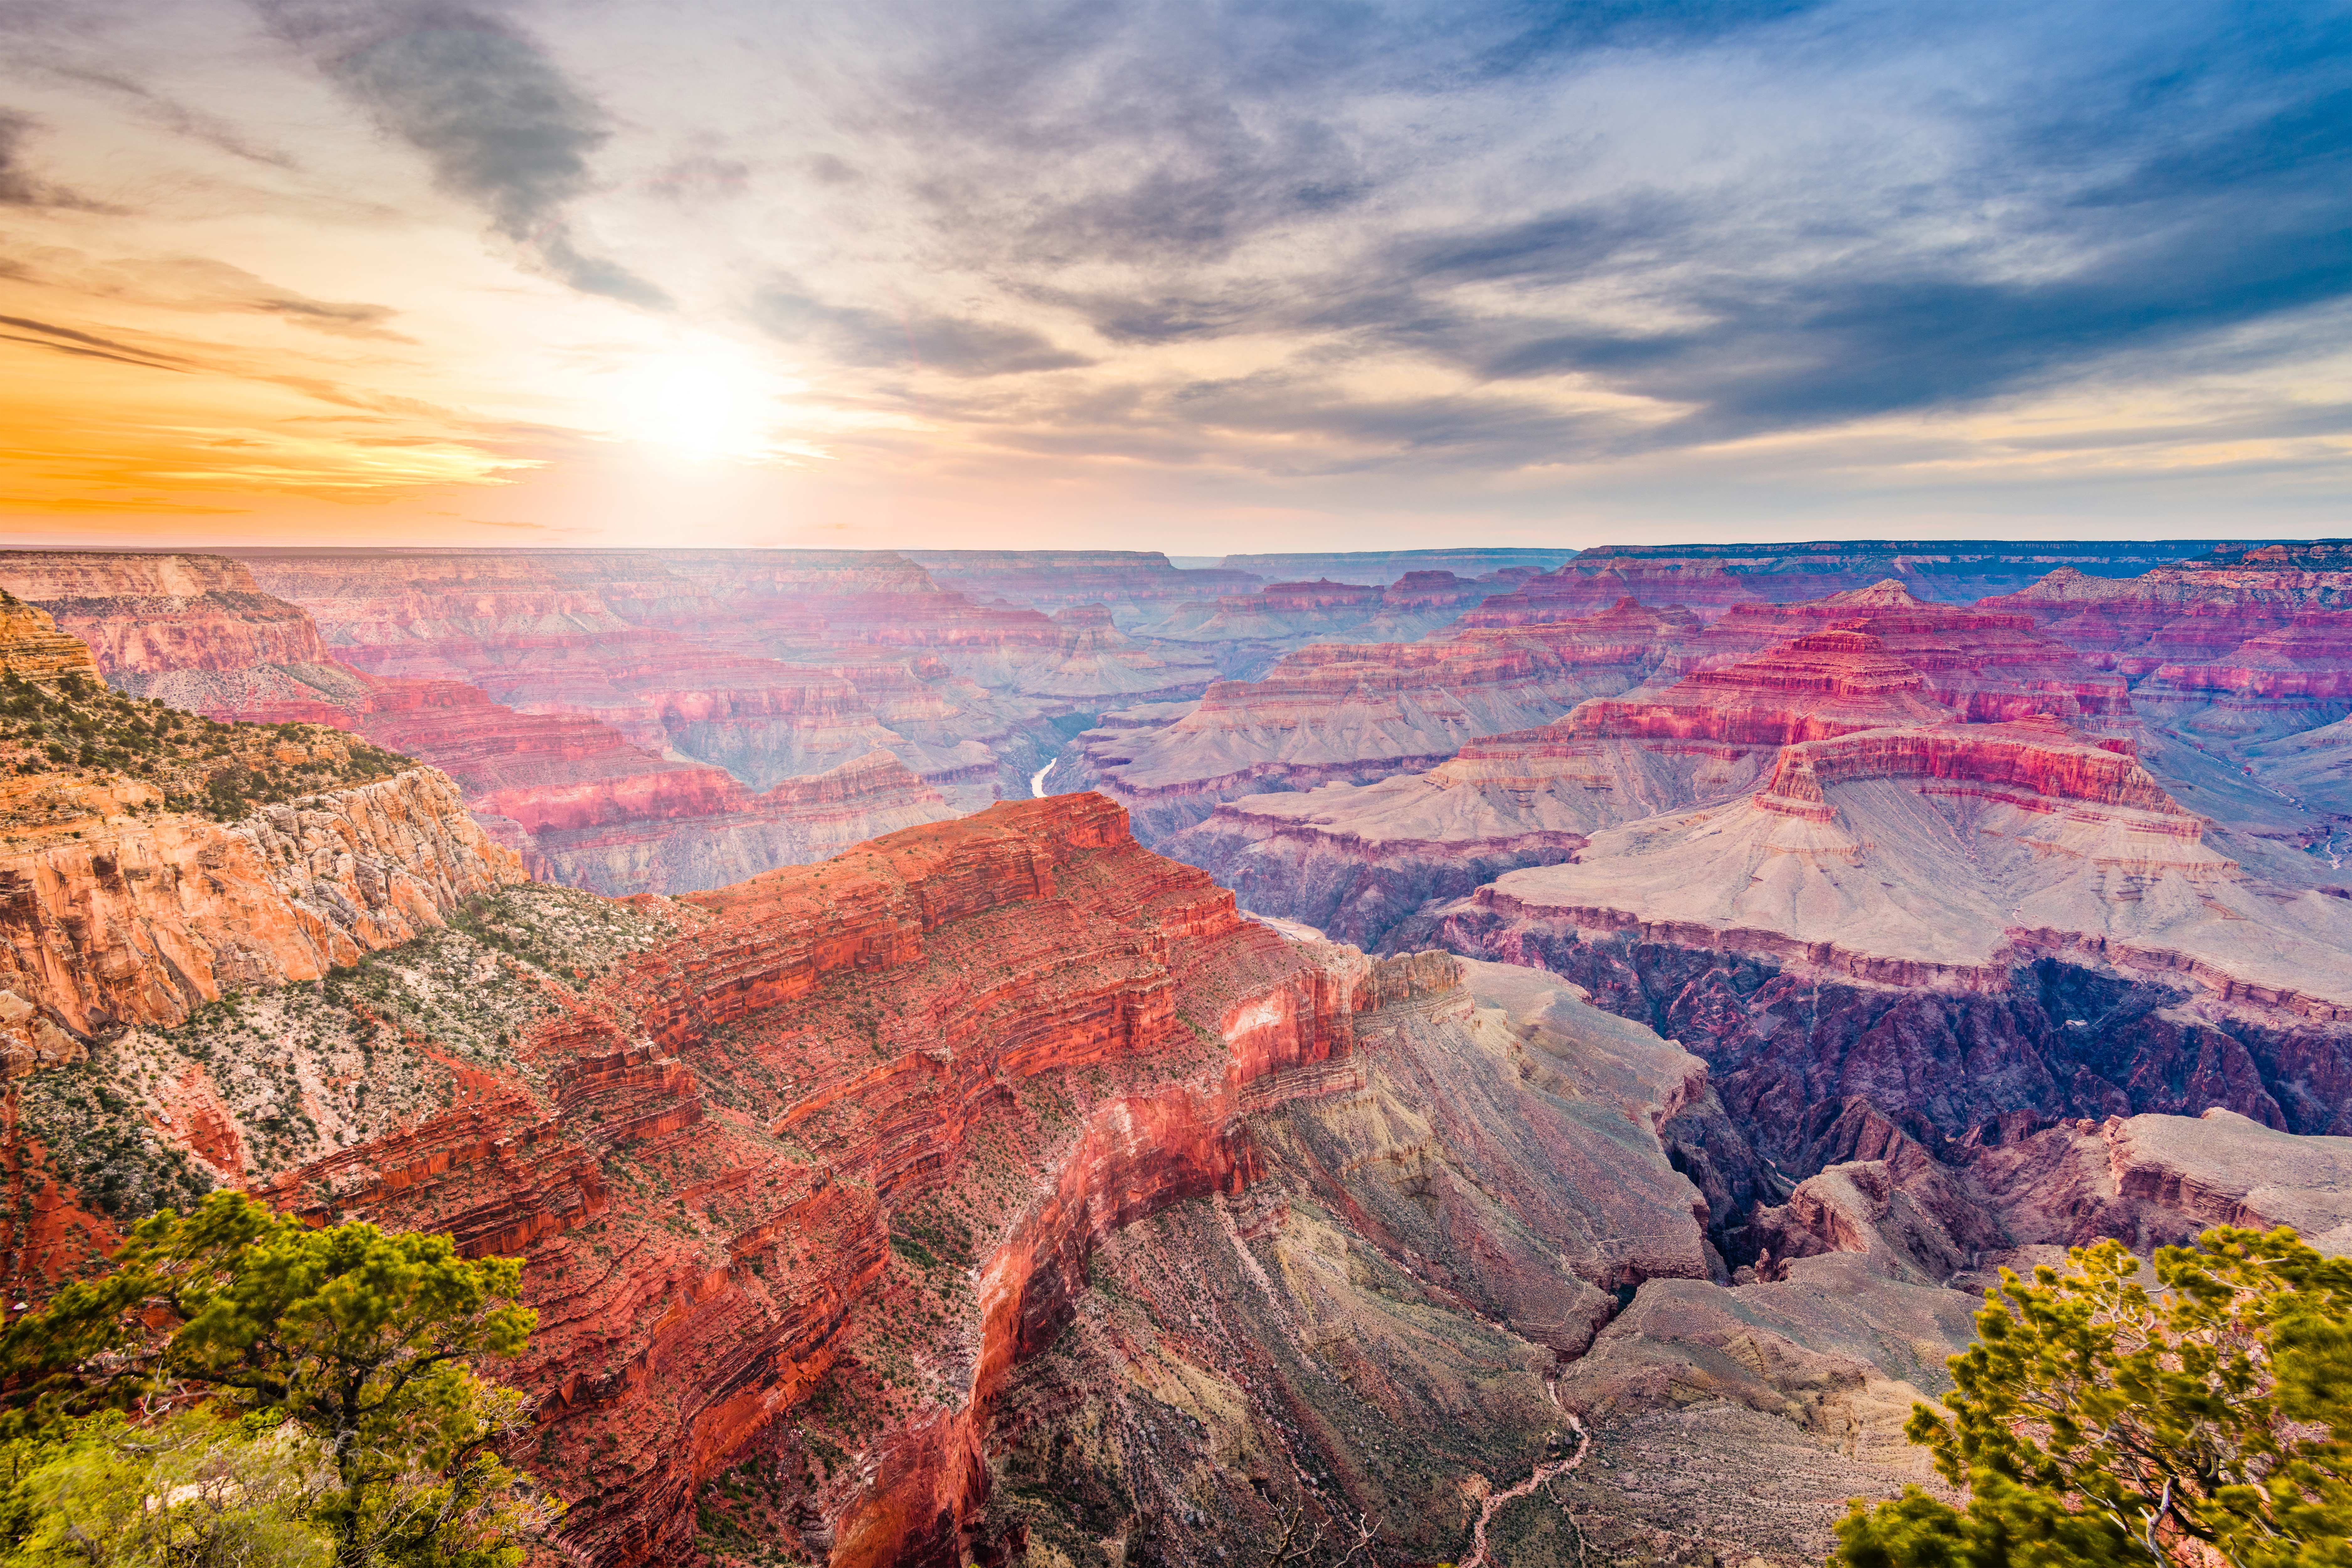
{"left": 3, "top": 536, "right": 2348, "bottom": 1567}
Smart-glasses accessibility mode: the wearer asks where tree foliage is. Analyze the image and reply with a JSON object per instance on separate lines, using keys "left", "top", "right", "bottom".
{"left": 0, "top": 1192, "right": 553, "bottom": 1568}
{"left": 1831, "top": 1225, "right": 2352, "bottom": 1568}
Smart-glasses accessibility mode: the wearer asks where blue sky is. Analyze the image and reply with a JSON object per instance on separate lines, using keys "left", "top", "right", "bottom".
{"left": 0, "top": 0, "right": 2345, "bottom": 548}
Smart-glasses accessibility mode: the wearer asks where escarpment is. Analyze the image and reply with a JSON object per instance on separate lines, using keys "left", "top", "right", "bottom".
{"left": 0, "top": 767, "right": 524, "bottom": 1039}
{"left": 0, "top": 551, "right": 372, "bottom": 720}
{"left": 1162, "top": 586, "right": 2153, "bottom": 950}
{"left": 1069, "top": 598, "right": 1703, "bottom": 840}
{"left": 214, "top": 794, "right": 1445, "bottom": 1568}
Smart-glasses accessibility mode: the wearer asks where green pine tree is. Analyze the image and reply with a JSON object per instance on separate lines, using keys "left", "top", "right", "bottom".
{"left": 0, "top": 1192, "right": 555, "bottom": 1568}
{"left": 1831, "top": 1225, "right": 2352, "bottom": 1568}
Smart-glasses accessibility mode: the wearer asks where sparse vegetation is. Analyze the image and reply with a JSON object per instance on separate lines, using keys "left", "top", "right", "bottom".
{"left": 15, "top": 883, "right": 684, "bottom": 1203}
{"left": 0, "top": 666, "right": 411, "bottom": 826}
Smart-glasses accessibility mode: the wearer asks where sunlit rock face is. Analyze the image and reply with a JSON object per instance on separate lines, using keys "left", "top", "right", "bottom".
{"left": 8, "top": 542, "right": 2352, "bottom": 1568}
{"left": 1066, "top": 598, "right": 1704, "bottom": 841}
{"left": 1165, "top": 585, "right": 2143, "bottom": 950}
{"left": 180, "top": 795, "right": 1726, "bottom": 1568}
{"left": 0, "top": 551, "right": 374, "bottom": 720}
{"left": 1454, "top": 540, "right": 2231, "bottom": 628}
{"left": 1979, "top": 545, "right": 2352, "bottom": 741}
{"left": 0, "top": 767, "right": 525, "bottom": 1038}
{"left": 235, "top": 548, "right": 1223, "bottom": 801}
{"left": 0, "top": 551, "right": 967, "bottom": 896}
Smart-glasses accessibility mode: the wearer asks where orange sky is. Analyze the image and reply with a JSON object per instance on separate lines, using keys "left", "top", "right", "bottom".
{"left": 3, "top": 0, "right": 2346, "bottom": 552}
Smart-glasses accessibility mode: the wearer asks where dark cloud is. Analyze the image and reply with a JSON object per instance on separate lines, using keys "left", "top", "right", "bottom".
{"left": 805, "top": 0, "right": 2352, "bottom": 469}
{"left": 1444, "top": 17, "right": 2352, "bottom": 442}
{"left": 753, "top": 288, "right": 1092, "bottom": 377}
{"left": 252, "top": 0, "right": 668, "bottom": 307}
{"left": 0, "top": 107, "right": 109, "bottom": 209}
{"left": 0, "top": 312, "right": 186, "bottom": 370}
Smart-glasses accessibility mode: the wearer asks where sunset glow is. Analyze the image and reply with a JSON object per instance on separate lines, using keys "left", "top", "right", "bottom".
{"left": 0, "top": 0, "right": 2345, "bottom": 548}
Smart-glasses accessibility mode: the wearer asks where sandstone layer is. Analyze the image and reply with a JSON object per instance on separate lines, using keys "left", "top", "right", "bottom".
{"left": 1068, "top": 599, "right": 1703, "bottom": 841}
{"left": 1168, "top": 586, "right": 2138, "bottom": 949}
{"left": 1458, "top": 540, "right": 2235, "bottom": 627}
{"left": 0, "top": 767, "right": 523, "bottom": 1041}
{"left": 0, "top": 551, "right": 372, "bottom": 720}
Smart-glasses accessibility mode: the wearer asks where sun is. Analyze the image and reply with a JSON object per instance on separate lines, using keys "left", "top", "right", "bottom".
{"left": 602, "top": 342, "right": 793, "bottom": 462}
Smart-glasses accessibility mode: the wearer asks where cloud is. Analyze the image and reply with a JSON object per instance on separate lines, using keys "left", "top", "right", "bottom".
{"left": 752, "top": 287, "right": 1092, "bottom": 377}
{"left": 0, "top": 107, "right": 109, "bottom": 209}
{"left": 0, "top": 312, "right": 185, "bottom": 369}
{"left": 252, "top": 0, "right": 669, "bottom": 306}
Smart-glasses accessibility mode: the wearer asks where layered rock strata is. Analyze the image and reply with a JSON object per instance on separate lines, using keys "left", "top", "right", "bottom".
{"left": 903, "top": 551, "right": 1261, "bottom": 615}
{"left": 1457, "top": 540, "right": 2235, "bottom": 627}
{"left": 0, "top": 767, "right": 522, "bottom": 1037}
{"left": 1980, "top": 552, "right": 2352, "bottom": 741}
{"left": 228, "top": 795, "right": 1398, "bottom": 1567}
{"left": 1070, "top": 599, "right": 1703, "bottom": 840}
{"left": 0, "top": 594, "right": 103, "bottom": 682}
{"left": 0, "top": 551, "right": 371, "bottom": 719}
{"left": 1167, "top": 587, "right": 2137, "bottom": 948}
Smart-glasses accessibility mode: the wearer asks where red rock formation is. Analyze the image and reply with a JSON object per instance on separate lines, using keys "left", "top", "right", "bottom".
{"left": 1459, "top": 541, "right": 2229, "bottom": 627}
{"left": 0, "top": 596, "right": 101, "bottom": 683}
{"left": 0, "top": 552, "right": 372, "bottom": 720}
{"left": 903, "top": 551, "right": 1259, "bottom": 613}
{"left": 0, "top": 769, "right": 523, "bottom": 1037}
{"left": 509, "top": 750, "right": 958, "bottom": 895}
{"left": 1979, "top": 553, "right": 2352, "bottom": 739}
{"left": 1075, "top": 599, "right": 1705, "bottom": 837}
{"left": 259, "top": 793, "right": 1453, "bottom": 1568}
{"left": 1213, "top": 549, "right": 1575, "bottom": 586}
{"left": 1232, "top": 579, "right": 1385, "bottom": 612}
{"left": 1752, "top": 716, "right": 2192, "bottom": 827}
{"left": 239, "top": 548, "right": 1201, "bottom": 798}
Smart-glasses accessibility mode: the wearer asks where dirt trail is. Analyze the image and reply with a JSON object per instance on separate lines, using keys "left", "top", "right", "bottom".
{"left": 1458, "top": 1409, "right": 1590, "bottom": 1568}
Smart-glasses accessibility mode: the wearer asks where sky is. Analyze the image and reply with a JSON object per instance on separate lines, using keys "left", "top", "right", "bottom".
{"left": 0, "top": 0, "right": 2346, "bottom": 554}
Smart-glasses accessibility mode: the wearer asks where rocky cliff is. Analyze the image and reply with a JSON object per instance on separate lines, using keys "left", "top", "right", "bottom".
{"left": 1980, "top": 559, "right": 2352, "bottom": 741}
{"left": 0, "top": 766, "right": 523, "bottom": 1040}
{"left": 0, "top": 552, "right": 972, "bottom": 896}
{"left": 1164, "top": 587, "right": 2138, "bottom": 949}
{"left": 210, "top": 795, "right": 1497, "bottom": 1567}
{"left": 1455, "top": 541, "right": 2234, "bottom": 627}
{"left": 0, "top": 594, "right": 103, "bottom": 682}
{"left": 904, "top": 551, "right": 1260, "bottom": 614}
{"left": 237, "top": 548, "right": 1204, "bottom": 805}
{"left": 9, "top": 766, "right": 2352, "bottom": 1568}
{"left": 0, "top": 551, "right": 373, "bottom": 720}
{"left": 1069, "top": 599, "right": 1703, "bottom": 840}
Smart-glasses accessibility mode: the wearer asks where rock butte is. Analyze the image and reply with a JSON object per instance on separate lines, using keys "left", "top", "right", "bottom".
{"left": 1167, "top": 585, "right": 2143, "bottom": 948}
{"left": 1069, "top": 598, "right": 1704, "bottom": 840}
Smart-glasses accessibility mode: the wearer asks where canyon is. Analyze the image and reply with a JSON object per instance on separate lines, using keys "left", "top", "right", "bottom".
{"left": 3, "top": 538, "right": 2350, "bottom": 1568}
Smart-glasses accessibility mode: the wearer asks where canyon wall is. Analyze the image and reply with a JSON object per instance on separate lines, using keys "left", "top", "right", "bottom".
{"left": 0, "top": 767, "right": 522, "bottom": 1039}
{"left": 1165, "top": 585, "right": 2146, "bottom": 949}
{"left": 1454, "top": 540, "right": 2238, "bottom": 627}
{"left": 1069, "top": 599, "right": 1703, "bottom": 840}
{"left": 0, "top": 551, "right": 372, "bottom": 720}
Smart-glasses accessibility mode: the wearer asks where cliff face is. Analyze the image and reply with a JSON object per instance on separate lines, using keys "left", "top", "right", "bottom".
{"left": 234, "top": 794, "right": 1466, "bottom": 1568}
{"left": 903, "top": 551, "right": 1257, "bottom": 614}
{"left": 505, "top": 750, "right": 958, "bottom": 895}
{"left": 1453, "top": 541, "right": 2229, "bottom": 628}
{"left": 237, "top": 548, "right": 1201, "bottom": 805}
{"left": 0, "top": 552, "right": 968, "bottom": 896}
{"left": 1071, "top": 600, "right": 1703, "bottom": 840}
{"left": 0, "top": 767, "right": 522, "bottom": 1038}
{"left": 0, "top": 552, "right": 372, "bottom": 720}
{"left": 1981, "top": 563, "right": 2352, "bottom": 740}
{"left": 1160, "top": 587, "right": 2141, "bottom": 949}
{"left": 0, "top": 597, "right": 102, "bottom": 682}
